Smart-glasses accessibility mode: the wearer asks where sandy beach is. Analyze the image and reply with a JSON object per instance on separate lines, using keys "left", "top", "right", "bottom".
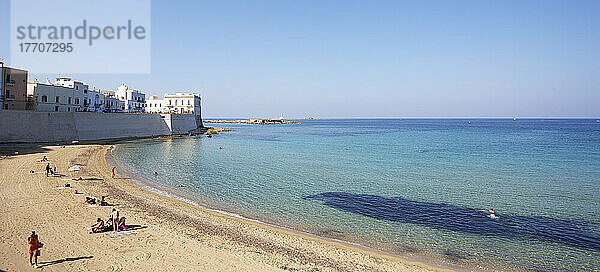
{"left": 0, "top": 144, "right": 444, "bottom": 271}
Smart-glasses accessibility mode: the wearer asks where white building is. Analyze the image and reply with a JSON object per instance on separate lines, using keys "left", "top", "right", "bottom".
{"left": 145, "top": 95, "right": 165, "bottom": 113}
{"left": 99, "top": 90, "right": 125, "bottom": 112}
{"left": 164, "top": 93, "right": 201, "bottom": 115}
{"left": 115, "top": 84, "right": 145, "bottom": 113}
{"left": 144, "top": 93, "right": 201, "bottom": 115}
{"left": 27, "top": 78, "right": 88, "bottom": 112}
{"left": 84, "top": 89, "right": 106, "bottom": 112}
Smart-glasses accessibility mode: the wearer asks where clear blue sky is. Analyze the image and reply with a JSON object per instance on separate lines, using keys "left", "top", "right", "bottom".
{"left": 1, "top": 0, "right": 599, "bottom": 118}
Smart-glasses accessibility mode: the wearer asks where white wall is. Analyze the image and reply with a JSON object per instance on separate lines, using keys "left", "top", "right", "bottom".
{"left": 160, "top": 114, "right": 199, "bottom": 134}
{"left": 0, "top": 111, "right": 203, "bottom": 143}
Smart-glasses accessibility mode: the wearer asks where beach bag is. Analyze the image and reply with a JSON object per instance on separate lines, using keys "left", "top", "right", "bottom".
{"left": 38, "top": 242, "right": 43, "bottom": 248}
{"left": 36, "top": 249, "right": 41, "bottom": 257}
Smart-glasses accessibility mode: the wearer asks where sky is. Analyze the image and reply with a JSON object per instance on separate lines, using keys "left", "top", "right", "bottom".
{"left": 1, "top": 0, "right": 599, "bottom": 118}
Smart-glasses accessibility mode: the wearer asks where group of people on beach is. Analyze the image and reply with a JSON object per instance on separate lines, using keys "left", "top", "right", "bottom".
{"left": 25, "top": 153, "right": 133, "bottom": 268}
{"left": 85, "top": 195, "right": 109, "bottom": 206}
{"left": 40, "top": 156, "right": 58, "bottom": 177}
{"left": 89, "top": 208, "right": 127, "bottom": 233}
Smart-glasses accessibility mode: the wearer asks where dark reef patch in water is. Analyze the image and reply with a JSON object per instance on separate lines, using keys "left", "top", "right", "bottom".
{"left": 304, "top": 192, "right": 600, "bottom": 251}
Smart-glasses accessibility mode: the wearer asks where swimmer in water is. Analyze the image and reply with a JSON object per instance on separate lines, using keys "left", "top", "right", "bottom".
{"left": 175, "top": 184, "right": 185, "bottom": 187}
{"left": 154, "top": 171, "right": 158, "bottom": 176}
{"left": 488, "top": 209, "right": 498, "bottom": 219}
{"left": 219, "top": 147, "right": 222, "bottom": 150}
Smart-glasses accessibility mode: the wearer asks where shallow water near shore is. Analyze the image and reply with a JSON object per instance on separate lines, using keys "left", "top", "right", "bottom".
{"left": 112, "top": 119, "right": 600, "bottom": 271}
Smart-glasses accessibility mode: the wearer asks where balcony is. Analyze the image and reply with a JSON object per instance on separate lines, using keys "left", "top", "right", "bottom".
{"left": 4, "top": 94, "right": 15, "bottom": 100}
{"left": 5, "top": 80, "right": 15, "bottom": 86}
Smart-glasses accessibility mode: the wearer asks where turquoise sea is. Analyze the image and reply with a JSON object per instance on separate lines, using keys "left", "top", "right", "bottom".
{"left": 112, "top": 119, "right": 600, "bottom": 271}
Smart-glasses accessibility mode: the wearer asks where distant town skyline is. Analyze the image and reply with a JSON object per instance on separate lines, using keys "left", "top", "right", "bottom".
{"left": 1, "top": 0, "right": 598, "bottom": 118}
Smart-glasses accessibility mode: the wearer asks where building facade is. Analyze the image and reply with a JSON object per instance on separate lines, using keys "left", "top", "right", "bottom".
{"left": 144, "top": 93, "right": 201, "bottom": 115}
{"left": 115, "top": 84, "right": 146, "bottom": 113}
{"left": 145, "top": 95, "right": 165, "bottom": 113}
{"left": 164, "top": 93, "right": 201, "bottom": 115}
{"left": 1, "top": 62, "right": 33, "bottom": 111}
{"left": 99, "top": 90, "right": 125, "bottom": 112}
{"left": 28, "top": 81, "right": 83, "bottom": 112}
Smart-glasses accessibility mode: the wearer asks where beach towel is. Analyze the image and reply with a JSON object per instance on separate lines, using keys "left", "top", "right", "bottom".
{"left": 52, "top": 187, "right": 70, "bottom": 190}
{"left": 30, "top": 171, "right": 45, "bottom": 174}
{"left": 105, "top": 231, "right": 134, "bottom": 238}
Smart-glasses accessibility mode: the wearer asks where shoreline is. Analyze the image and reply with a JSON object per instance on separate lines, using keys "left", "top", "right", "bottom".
{"left": 107, "top": 141, "right": 512, "bottom": 272}
{"left": 0, "top": 143, "right": 447, "bottom": 271}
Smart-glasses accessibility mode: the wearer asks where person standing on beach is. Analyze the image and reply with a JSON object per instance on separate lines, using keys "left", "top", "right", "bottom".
{"left": 27, "top": 231, "right": 41, "bottom": 268}
{"left": 111, "top": 167, "right": 116, "bottom": 178}
{"left": 111, "top": 208, "right": 120, "bottom": 232}
{"left": 45, "top": 163, "right": 51, "bottom": 177}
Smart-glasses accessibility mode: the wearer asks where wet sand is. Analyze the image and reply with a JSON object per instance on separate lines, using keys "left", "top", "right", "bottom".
{"left": 0, "top": 144, "right": 447, "bottom": 271}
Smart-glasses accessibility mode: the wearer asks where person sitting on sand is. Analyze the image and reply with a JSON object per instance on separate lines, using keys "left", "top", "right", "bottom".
{"left": 105, "top": 217, "right": 113, "bottom": 230}
{"left": 100, "top": 196, "right": 108, "bottom": 206}
{"left": 90, "top": 218, "right": 105, "bottom": 233}
{"left": 41, "top": 156, "right": 48, "bottom": 162}
{"left": 27, "top": 231, "right": 42, "bottom": 268}
{"left": 118, "top": 217, "right": 127, "bottom": 231}
{"left": 111, "top": 167, "right": 116, "bottom": 178}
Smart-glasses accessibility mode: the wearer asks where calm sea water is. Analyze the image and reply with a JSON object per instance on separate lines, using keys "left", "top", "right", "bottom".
{"left": 112, "top": 119, "right": 600, "bottom": 271}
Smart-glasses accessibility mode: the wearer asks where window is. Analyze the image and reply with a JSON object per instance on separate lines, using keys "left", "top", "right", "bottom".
{"left": 55, "top": 96, "right": 60, "bottom": 103}
{"left": 76, "top": 86, "right": 79, "bottom": 90}
{"left": 75, "top": 98, "right": 80, "bottom": 104}
{"left": 55, "top": 106, "right": 59, "bottom": 111}
{"left": 68, "top": 97, "right": 72, "bottom": 104}
{"left": 188, "top": 100, "right": 190, "bottom": 105}
{"left": 41, "top": 95, "right": 48, "bottom": 103}
{"left": 68, "top": 107, "right": 71, "bottom": 112}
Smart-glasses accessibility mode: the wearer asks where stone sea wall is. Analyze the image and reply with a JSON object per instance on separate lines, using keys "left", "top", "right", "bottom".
{"left": 0, "top": 111, "right": 202, "bottom": 143}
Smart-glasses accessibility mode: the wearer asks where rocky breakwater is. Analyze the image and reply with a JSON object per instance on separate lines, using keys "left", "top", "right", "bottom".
{"left": 204, "top": 119, "right": 300, "bottom": 125}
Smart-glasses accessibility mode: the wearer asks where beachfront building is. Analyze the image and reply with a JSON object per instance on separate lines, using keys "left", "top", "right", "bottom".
{"left": 115, "top": 84, "right": 146, "bottom": 113}
{"left": 87, "top": 89, "right": 106, "bottom": 112}
{"left": 145, "top": 96, "right": 166, "bottom": 113}
{"left": 164, "top": 93, "right": 201, "bottom": 115}
{"left": 144, "top": 93, "right": 201, "bottom": 115}
{"left": 54, "top": 77, "right": 88, "bottom": 111}
{"left": 1, "top": 62, "right": 33, "bottom": 111}
{"left": 28, "top": 79, "right": 86, "bottom": 112}
{"left": 100, "top": 90, "right": 125, "bottom": 112}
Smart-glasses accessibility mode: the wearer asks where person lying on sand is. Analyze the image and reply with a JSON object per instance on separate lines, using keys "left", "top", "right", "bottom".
{"left": 85, "top": 197, "right": 97, "bottom": 205}
{"left": 90, "top": 218, "right": 105, "bottom": 233}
